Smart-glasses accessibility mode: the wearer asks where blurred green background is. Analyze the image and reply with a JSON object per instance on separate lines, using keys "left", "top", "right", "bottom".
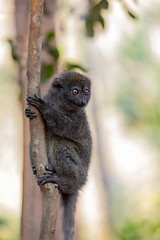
{"left": 1, "top": 0, "right": 160, "bottom": 239}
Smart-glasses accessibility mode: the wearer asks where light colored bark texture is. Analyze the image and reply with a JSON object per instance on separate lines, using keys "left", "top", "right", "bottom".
{"left": 27, "top": 0, "right": 58, "bottom": 239}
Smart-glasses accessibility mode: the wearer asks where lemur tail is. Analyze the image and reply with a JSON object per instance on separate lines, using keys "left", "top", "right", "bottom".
{"left": 61, "top": 191, "right": 79, "bottom": 240}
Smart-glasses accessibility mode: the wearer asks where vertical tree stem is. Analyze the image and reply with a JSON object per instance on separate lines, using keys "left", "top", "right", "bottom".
{"left": 27, "top": 0, "right": 58, "bottom": 239}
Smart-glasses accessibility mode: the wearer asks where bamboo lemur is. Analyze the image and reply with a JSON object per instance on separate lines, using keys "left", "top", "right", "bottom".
{"left": 25, "top": 71, "right": 92, "bottom": 240}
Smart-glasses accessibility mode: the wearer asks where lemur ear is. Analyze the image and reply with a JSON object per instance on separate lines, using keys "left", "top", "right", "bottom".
{"left": 52, "top": 77, "right": 63, "bottom": 88}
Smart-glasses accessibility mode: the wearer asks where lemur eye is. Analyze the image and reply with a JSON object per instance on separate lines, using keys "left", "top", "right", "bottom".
{"left": 84, "top": 89, "right": 89, "bottom": 95}
{"left": 72, "top": 89, "right": 79, "bottom": 95}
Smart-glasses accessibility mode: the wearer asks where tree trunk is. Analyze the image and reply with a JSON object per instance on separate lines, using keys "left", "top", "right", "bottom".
{"left": 20, "top": 28, "right": 42, "bottom": 240}
{"left": 27, "top": 0, "right": 58, "bottom": 239}
{"left": 14, "top": 0, "right": 43, "bottom": 238}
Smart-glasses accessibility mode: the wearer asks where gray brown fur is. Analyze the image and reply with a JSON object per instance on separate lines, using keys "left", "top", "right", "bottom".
{"left": 25, "top": 71, "right": 92, "bottom": 240}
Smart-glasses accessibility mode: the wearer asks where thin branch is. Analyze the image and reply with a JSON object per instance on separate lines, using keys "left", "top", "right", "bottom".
{"left": 27, "top": 0, "right": 58, "bottom": 239}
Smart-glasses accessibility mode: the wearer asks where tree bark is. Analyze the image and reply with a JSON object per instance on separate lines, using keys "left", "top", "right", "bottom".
{"left": 15, "top": 0, "right": 43, "bottom": 238}
{"left": 20, "top": 28, "right": 42, "bottom": 240}
{"left": 27, "top": 0, "right": 58, "bottom": 239}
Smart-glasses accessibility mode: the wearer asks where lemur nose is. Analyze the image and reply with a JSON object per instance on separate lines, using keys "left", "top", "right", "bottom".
{"left": 81, "top": 100, "right": 86, "bottom": 106}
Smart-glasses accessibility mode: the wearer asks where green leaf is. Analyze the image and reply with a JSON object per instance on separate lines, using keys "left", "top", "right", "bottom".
{"left": 98, "top": 0, "right": 109, "bottom": 9}
{"left": 85, "top": 0, "right": 109, "bottom": 37}
{"left": 98, "top": 15, "right": 105, "bottom": 28}
{"left": 48, "top": 47, "right": 59, "bottom": 60}
{"left": 66, "top": 63, "right": 87, "bottom": 72}
{"left": 127, "top": 11, "right": 137, "bottom": 19}
{"left": 85, "top": 18, "right": 94, "bottom": 37}
{"left": 46, "top": 31, "right": 55, "bottom": 41}
{"left": 7, "top": 39, "right": 18, "bottom": 61}
{"left": 41, "top": 63, "right": 55, "bottom": 83}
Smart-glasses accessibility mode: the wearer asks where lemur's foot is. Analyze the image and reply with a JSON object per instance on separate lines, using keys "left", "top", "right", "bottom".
{"left": 32, "top": 166, "right": 36, "bottom": 175}
{"left": 45, "top": 163, "right": 55, "bottom": 172}
{"left": 25, "top": 107, "right": 37, "bottom": 119}
{"left": 37, "top": 164, "right": 58, "bottom": 185}
{"left": 37, "top": 172, "right": 58, "bottom": 185}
